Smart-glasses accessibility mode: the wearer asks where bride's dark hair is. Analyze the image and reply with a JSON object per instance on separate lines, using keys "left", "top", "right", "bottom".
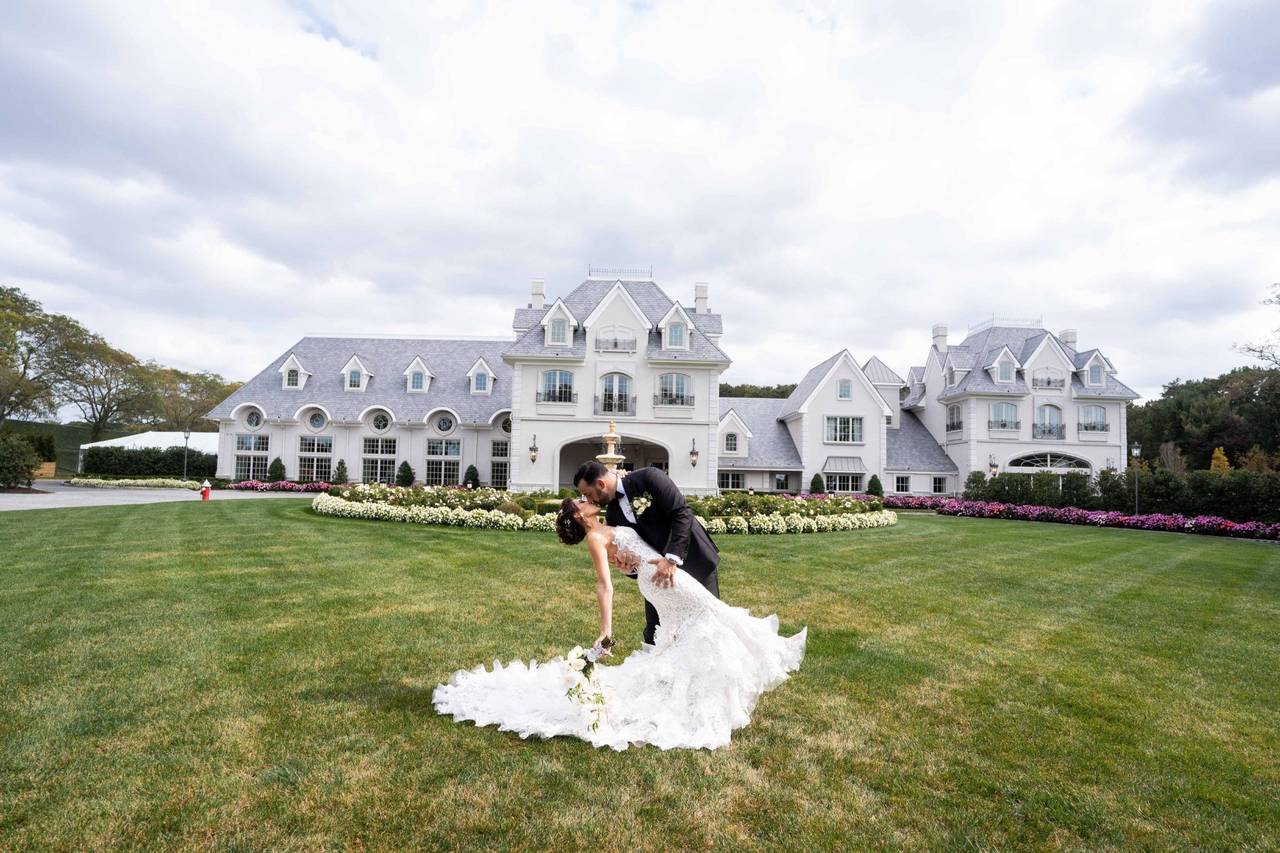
{"left": 556, "top": 498, "right": 588, "bottom": 546}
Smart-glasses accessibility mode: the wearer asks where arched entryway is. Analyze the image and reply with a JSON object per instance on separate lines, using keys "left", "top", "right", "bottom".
{"left": 557, "top": 435, "right": 671, "bottom": 489}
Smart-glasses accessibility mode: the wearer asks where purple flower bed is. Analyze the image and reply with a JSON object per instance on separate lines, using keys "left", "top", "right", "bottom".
{"left": 936, "top": 499, "right": 1280, "bottom": 541}
{"left": 883, "top": 495, "right": 953, "bottom": 510}
{"left": 228, "top": 480, "right": 333, "bottom": 492}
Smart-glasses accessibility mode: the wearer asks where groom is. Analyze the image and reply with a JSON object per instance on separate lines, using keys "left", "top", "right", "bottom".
{"left": 574, "top": 460, "right": 720, "bottom": 651}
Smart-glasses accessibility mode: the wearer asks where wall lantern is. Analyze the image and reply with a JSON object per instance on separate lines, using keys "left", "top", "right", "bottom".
{"left": 529, "top": 434, "right": 539, "bottom": 464}
{"left": 689, "top": 438, "right": 699, "bottom": 467}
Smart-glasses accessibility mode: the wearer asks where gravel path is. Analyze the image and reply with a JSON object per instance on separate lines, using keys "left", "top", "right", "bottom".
{"left": 0, "top": 480, "right": 312, "bottom": 512}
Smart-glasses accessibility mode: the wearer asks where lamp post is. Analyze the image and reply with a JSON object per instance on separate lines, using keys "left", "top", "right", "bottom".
{"left": 182, "top": 426, "right": 192, "bottom": 482}
{"left": 1130, "top": 441, "right": 1141, "bottom": 515}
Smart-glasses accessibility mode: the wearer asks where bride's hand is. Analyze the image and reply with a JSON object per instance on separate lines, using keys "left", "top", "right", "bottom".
{"left": 593, "top": 635, "right": 614, "bottom": 657}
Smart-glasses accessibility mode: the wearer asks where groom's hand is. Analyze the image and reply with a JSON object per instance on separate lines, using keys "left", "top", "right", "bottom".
{"left": 649, "top": 557, "right": 676, "bottom": 589}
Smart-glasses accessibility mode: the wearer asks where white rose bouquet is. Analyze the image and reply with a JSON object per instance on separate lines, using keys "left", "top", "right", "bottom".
{"left": 564, "top": 637, "right": 615, "bottom": 732}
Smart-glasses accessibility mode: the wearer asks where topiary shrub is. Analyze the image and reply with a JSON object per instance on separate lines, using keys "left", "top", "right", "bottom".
{"left": 0, "top": 435, "right": 39, "bottom": 488}
{"left": 867, "top": 474, "right": 884, "bottom": 498}
{"left": 396, "top": 461, "right": 415, "bottom": 487}
{"left": 463, "top": 464, "right": 481, "bottom": 489}
{"left": 962, "top": 470, "right": 988, "bottom": 500}
{"left": 809, "top": 473, "right": 825, "bottom": 493}
{"left": 497, "top": 500, "right": 528, "bottom": 519}
{"left": 266, "top": 457, "right": 286, "bottom": 482}
{"left": 332, "top": 459, "right": 349, "bottom": 484}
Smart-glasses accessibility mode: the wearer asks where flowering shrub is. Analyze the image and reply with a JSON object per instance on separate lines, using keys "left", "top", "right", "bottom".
{"left": 883, "top": 495, "right": 953, "bottom": 510}
{"left": 706, "top": 517, "right": 728, "bottom": 535}
{"left": 935, "top": 499, "right": 1280, "bottom": 541}
{"left": 229, "top": 480, "right": 332, "bottom": 493}
{"left": 69, "top": 477, "right": 200, "bottom": 490}
{"left": 687, "top": 491, "right": 881, "bottom": 519}
{"left": 726, "top": 516, "right": 749, "bottom": 535}
{"left": 332, "top": 483, "right": 510, "bottom": 510}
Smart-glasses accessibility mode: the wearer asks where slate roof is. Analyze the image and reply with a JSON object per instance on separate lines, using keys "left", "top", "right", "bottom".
{"left": 207, "top": 337, "right": 514, "bottom": 425}
{"left": 780, "top": 352, "right": 843, "bottom": 418}
{"left": 503, "top": 278, "right": 729, "bottom": 363}
{"left": 1071, "top": 374, "right": 1139, "bottom": 399}
{"left": 902, "top": 382, "right": 926, "bottom": 409}
{"left": 717, "top": 397, "right": 803, "bottom": 470}
{"left": 862, "top": 356, "right": 906, "bottom": 386}
{"left": 907, "top": 366, "right": 926, "bottom": 384}
{"left": 886, "top": 411, "right": 958, "bottom": 473}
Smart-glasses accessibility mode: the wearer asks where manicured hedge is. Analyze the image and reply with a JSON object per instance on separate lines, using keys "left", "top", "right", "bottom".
{"left": 961, "top": 469, "right": 1280, "bottom": 524}
{"left": 82, "top": 445, "right": 217, "bottom": 478}
{"left": 0, "top": 434, "right": 39, "bottom": 488}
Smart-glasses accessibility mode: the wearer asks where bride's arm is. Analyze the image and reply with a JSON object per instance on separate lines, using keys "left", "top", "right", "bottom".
{"left": 586, "top": 534, "right": 614, "bottom": 643}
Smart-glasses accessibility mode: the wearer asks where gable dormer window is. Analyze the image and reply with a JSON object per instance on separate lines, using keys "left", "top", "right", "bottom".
{"left": 1088, "top": 364, "right": 1103, "bottom": 385}
{"left": 348, "top": 370, "right": 361, "bottom": 389}
{"left": 725, "top": 432, "right": 737, "bottom": 452}
{"left": 838, "top": 379, "right": 852, "bottom": 399}
{"left": 946, "top": 368, "right": 955, "bottom": 386}
{"left": 550, "top": 318, "right": 567, "bottom": 345}
{"left": 998, "top": 362, "right": 1013, "bottom": 382}
{"left": 667, "top": 322, "right": 686, "bottom": 348}
{"left": 467, "top": 357, "right": 496, "bottom": 395}
{"left": 286, "top": 369, "right": 299, "bottom": 387}
{"left": 475, "top": 373, "right": 487, "bottom": 392}
{"left": 279, "top": 353, "right": 310, "bottom": 390}
{"left": 411, "top": 372, "right": 424, "bottom": 390}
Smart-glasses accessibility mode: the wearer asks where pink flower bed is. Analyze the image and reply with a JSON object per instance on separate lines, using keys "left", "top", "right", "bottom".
{"left": 936, "top": 499, "right": 1280, "bottom": 541}
{"left": 228, "top": 480, "right": 333, "bottom": 492}
{"left": 883, "top": 495, "right": 952, "bottom": 510}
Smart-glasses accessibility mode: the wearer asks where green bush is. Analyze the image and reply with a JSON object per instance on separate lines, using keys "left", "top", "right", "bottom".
{"left": 0, "top": 434, "right": 39, "bottom": 488}
{"left": 1030, "top": 471, "right": 1061, "bottom": 507}
{"left": 809, "top": 473, "right": 825, "bottom": 493}
{"left": 4, "top": 431, "right": 57, "bottom": 463}
{"left": 266, "top": 457, "right": 286, "bottom": 483}
{"left": 497, "top": 500, "right": 528, "bottom": 519}
{"left": 962, "top": 471, "right": 988, "bottom": 500}
{"left": 82, "top": 445, "right": 217, "bottom": 478}
{"left": 515, "top": 494, "right": 538, "bottom": 512}
{"left": 332, "top": 459, "right": 349, "bottom": 485}
{"left": 867, "top": 474, "right": 884, "bottom": 498}
{"left": 1060, "top": 471, "right": 1091, "bottom": 508}
{"left": 464, "top": 464, "right": 480, "bottom": 489}
{"left": 396, "top": 461, "right": 415, "bottom": 487}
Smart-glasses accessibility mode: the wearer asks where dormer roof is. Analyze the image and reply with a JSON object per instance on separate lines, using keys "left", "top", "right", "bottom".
{"left": 862, "top": 355, "right": 906, "bottom": 386}
{"left": 984, "top": 345, "right": 1022, "bottom": 370}
{"left": 340, "top": 354, "right": 372, "bottom": 377}
{"left": 402, "top": 356, "right": 434, "bottom": 378}
{"left": 582, "top": 281, "right": 652, "bottom": 329}
{"left": 781, "top": 350, "right": 891, "bottom": 419}
{"left": 657, "top": 301, "right": 695, "bottom": 330}
{"left": 467, "top": 357, "right": 497, "bottom": 378}
{"left": 279, "top": 353, "right": 311, "bottom": 378}
{"left": 540, "top": 298, "right": 579, "bottom": 329}
{"left": 717, "top": 407, "right": 754, "bottom": 438}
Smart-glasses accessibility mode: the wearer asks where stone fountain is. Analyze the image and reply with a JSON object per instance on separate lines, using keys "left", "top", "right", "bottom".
{"left": 596, "top": 420, "right": 625, "bottom": 471}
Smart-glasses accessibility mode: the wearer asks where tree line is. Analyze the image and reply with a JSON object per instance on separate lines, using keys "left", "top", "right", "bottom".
{"left": 1, "top": 286, "right": 240, "bottom": 439}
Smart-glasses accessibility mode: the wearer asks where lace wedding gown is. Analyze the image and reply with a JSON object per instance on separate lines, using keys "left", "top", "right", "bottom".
{"left": 432, "top": 526, "right": 807, "bottom": 750}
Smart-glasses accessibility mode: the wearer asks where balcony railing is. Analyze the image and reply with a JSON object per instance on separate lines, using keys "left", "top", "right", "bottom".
{"left": 594, "top": 394, "right": 636, "bottom": 415}
{"left": 1032, "top": 377, "right": 1066, "bottom": 389}
{"left": 653, "top": 393, "right": 695, "bottom": 407}
{"left": 945, "top": 421, "right": 964, "bottom": 433}
{"left": 535, "top": 390, "right": 577, "bottom": 403}
{"left": 1078, "top": 422, "right": 1110, "bottom": 433}
{"left": 594, "top": 336, "right": 637, "bottom": 353}
{"left": 1033, "top": 423, "right": 1066, "bottom": 439}
{"left": 988, "top": 419, "right": 1021, "bottom": 430}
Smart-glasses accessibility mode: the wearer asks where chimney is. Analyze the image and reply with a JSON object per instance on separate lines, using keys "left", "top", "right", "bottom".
{"left": 694, "top": 282, "right": 709, "bottom": 314}
{"left": 932, "top": 323, "right": 948, "bottom": 353}
{"left": 1059, "top": 328, "right": 1078, "bottom": 350}
{"left": 530, "top": 279, "right": 545, "bottom": 309}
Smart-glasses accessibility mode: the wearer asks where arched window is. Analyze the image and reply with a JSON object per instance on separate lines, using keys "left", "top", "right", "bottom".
{"left": 724, "top": 432, "right": 738, "bottom": 452}
{"left": 1080, "top": 405, "right": 1107, "bottom": 432}
{"left": 657, "top": 373, "right": 692, "bottom": 406}
{"left": 1034, "top": 404, "right": 1064, "bottom": 439}
{"left": 286, "top": 368, "right": 299, "bottom": 387}
{"left": 989, "top": 402, "right": 1018, "bottom": 430}
{"left": 539, "top": 370, "right": 574, "bottom": 403}
{"left": 838, "top": 379, "right": 852, "bottom": 399}
{"left": 1008, "top": 453, "right": 1091, "bottom": 470}
{"left": 599, "top": 373, "right": 632, "bottom": 413}
{"left": 946, "top": 404, "right": 962, "bottom": 432}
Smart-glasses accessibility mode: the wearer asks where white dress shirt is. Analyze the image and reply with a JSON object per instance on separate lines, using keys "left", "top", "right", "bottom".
{"left": 616, "top": 473, "right": 683, "bottom": 567}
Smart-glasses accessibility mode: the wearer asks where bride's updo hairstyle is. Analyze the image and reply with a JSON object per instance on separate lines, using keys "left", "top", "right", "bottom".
{"left": 556, "top": 498, "right": 588, "bottom": 546}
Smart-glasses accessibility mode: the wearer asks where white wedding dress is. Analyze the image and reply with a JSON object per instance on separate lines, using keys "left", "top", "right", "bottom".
{"left": 432, "top": 526, "right": 808, "bottom": 751}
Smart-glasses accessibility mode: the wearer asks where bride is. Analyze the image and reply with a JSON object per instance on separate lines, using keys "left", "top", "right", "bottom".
{"left": 431, "top": 496, "right": 807, "bottom": 751}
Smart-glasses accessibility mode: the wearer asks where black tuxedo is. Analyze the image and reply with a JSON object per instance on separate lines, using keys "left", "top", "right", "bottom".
{"left": 605, "top": 466, "right": 720, "bottom": 646}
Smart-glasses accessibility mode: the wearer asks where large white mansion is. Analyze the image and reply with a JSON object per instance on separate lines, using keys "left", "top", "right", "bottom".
{"left": 208, "top": 274, "right": 1138, "bottom": 495}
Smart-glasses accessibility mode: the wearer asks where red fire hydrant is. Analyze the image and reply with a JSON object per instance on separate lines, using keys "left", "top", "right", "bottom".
{"left": 200, "top": 479, "right": 212, "bottom": 501}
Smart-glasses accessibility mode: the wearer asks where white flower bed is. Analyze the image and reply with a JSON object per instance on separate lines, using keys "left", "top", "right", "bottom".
{"left": 312, "top": 493, "right": 896, "bottom": 535}
{"left": 69, "top": 477, "right": 200, "bottom": 490}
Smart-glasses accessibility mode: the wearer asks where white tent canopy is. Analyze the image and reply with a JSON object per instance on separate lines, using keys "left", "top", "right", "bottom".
{"left": 78, "top": 431, "right": 219, "bottom": 473}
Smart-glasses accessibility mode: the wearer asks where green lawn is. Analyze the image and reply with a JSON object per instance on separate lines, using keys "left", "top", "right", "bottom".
{"left": 2, "top": 502, "right": 1277, "bottom": 849}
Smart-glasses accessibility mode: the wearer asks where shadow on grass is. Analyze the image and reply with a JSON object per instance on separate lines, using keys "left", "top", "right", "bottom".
{"left": 295, "top": 679, "right": 436, "bottom": 713}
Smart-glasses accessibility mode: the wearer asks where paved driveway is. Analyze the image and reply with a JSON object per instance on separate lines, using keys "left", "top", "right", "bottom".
{"left": 0, "top": 480, "right": 313, "bottom": 512}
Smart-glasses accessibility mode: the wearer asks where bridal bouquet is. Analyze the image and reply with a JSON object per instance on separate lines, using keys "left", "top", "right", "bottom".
{"left": 564, "top": 638, "right": 614, "bottom": 732}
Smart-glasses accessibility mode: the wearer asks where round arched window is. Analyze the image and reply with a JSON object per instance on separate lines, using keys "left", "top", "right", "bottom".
{"left": 372, "top": 412, "right": 391, "bottom": 432}
{"left": 436, "top": 414, "right": 454, "bottom": 433}
{"left": 245, "top": 410, "right": 263, "bottom": 429}
{"left": 501, "top": 416, "right": 511, "bottom": 434}
{"left": 308, "top": 411, "right": 326, "bottom": 430}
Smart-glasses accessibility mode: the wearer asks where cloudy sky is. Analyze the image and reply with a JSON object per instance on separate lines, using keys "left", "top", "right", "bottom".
{"left": 3, "top": 0, "right": 1277, "bottom": 400}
